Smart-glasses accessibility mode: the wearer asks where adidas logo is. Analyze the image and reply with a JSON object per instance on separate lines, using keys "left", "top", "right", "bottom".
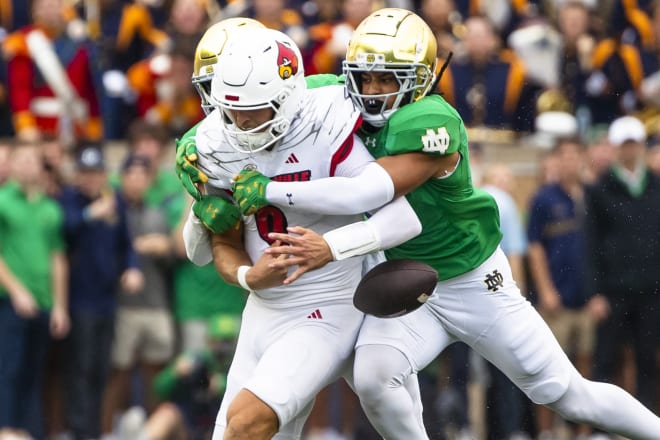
{"left": 306, "top": 309, "right": 323, "bottom": 319}
{"left": 285, "top": 153, "right": 299, "bottom": 164}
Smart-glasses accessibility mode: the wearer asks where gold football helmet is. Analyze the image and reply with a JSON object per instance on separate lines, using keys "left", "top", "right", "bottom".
{"left": 193, "top": 17, "right": 265, "bottom": 114}
{"left": 343, "top": 8, "right": 438, "bottom": 127}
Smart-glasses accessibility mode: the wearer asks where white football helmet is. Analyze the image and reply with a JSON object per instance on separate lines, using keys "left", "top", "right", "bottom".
{"left": 192, "top": 18, "right": 266, "bottom": 115}
{"left": 210, "top": 27, "right": 307, "bottom": 154}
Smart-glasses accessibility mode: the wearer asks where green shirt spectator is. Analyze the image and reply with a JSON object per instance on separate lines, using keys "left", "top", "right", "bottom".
{"left": 0, "top": 180, "right": 64, "bottom": 309}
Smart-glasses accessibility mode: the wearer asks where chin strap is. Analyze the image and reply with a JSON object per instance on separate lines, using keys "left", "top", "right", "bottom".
{"left": 430, "top": 51, "right": 453, "bottom": 95}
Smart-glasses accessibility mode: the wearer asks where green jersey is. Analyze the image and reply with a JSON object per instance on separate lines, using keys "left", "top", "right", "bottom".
{"left": 360, "top": 95, "right": 502, "bottom": 280}
{"left": 0, "top": 182, "right": 65, "bottom": 309}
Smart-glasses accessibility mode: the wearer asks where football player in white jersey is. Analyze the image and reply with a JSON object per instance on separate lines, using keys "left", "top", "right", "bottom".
{"left": 187, "top": 27, "right": 426, "bottom": 440}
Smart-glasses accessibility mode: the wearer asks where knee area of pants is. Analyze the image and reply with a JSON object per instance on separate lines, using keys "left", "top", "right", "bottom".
{"left": 527, "top": 377, "right": 570, "bottom": 405}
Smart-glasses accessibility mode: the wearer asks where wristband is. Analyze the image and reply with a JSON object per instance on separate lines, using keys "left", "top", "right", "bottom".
{"left": 237, "top": 265, "right": 252, "bottom": 291}
{"left": 323, "top": 221, "right": 381, "bottom": 261}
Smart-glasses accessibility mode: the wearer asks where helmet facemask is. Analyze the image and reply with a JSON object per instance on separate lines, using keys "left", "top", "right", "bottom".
{"left": 218, "top": 100, "right": 294, "bottom": 154}
{"left": 192, "top": 72, "right": 214, "bottom": 115}
{"left": 343, "top": 54, "right": 434, "bottom": 127}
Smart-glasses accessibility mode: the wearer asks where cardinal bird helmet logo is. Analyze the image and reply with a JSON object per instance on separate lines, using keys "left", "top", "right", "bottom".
{"left": 276, "top": 41, "right": 299, "bottom": 80}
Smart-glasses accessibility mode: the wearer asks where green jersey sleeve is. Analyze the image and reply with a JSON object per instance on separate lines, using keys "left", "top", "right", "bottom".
{"left": 384, "top": 95, "right": 466, "bottom": 157}
{"left": 304, "top": 74, "right": 345, "bottom": 89}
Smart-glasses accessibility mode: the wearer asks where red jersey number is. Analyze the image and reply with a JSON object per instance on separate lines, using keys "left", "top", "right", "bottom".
{"left": 255, "top": 206, "right": 288, "bottom": 244}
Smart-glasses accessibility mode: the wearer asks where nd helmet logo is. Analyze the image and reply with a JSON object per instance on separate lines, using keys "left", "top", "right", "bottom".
{"left": 276, "top": 41, "right": 299, "bottom": 80}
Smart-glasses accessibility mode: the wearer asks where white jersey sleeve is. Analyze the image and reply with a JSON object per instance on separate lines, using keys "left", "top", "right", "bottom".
{"left": 182, "top": 208, "right": 213, "bottom": 266}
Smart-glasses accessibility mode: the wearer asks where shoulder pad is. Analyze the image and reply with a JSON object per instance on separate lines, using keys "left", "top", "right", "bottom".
{"left": 385, "top": 96, "right": 465, "bottom": 156}
{"left": 287, "top": 86, "right": 361, "bottom": 151}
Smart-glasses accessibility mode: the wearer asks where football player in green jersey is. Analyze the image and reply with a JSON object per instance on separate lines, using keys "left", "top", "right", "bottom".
{"left": 229, "top": 8, "right": 660, "bottom": 439}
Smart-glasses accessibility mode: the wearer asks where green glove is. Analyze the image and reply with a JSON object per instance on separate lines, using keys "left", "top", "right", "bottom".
{"left": 192, "top": 195, "right": 241, "bottom": 234}
{"left": 232, "top": 169, "right": 272, "bottom": 216}
{"left": 175, "top": 137, "right": 209, "bottom": 200}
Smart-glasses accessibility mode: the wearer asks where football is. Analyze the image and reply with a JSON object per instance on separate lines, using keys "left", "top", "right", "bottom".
{"left": 353, "top": 259, "right": 438, "bottom": 318}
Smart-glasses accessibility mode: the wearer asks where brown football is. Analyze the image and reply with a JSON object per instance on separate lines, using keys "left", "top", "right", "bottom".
{"left": 353, "top": 259, "right": 438, "bottom": 318}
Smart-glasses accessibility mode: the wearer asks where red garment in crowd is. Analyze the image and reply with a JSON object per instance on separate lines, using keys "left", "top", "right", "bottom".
{"left": 3, "top": 24, "right": 103, "bottom": 141}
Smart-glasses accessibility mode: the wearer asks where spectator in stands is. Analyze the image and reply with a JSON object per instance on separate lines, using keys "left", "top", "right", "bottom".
{"left": 97, "top": 0, "right": 171, "bottom": 140}
{"left": 248, "top": 0, "right": 308, "bottom": 48}
{"left": 108, "top": 314, "right": 241, "bottom": 440}
{"left": 123, "top": 120, "right": 181, "bottom": 225}
{"left": 0, "top": 141, "right": 69, "bottom": 439}
{"left": 586, "top": 20, "right": 649, "bottom": 124}
{"left": 584, "top": 115, "right": 660, "bottom": 412}
{"left": 2, "top": 0, "right": 103, "bottom": 145}
{"left": 101, "top": 154, "right": 175, "bottom": 435}
{"left": 555, "top": 1, "right": 596, "bottom": 116}
{"left": 58, "top": 144, "right": 143, "bottom": 440}
{"left": 527, "top": 137, "right": 595, "bottom": 439}
{"left": 608, "top": 0, "right": 655, "bottom": 50}
{"left": 419, "top": 0, "right": 458, "bottom": 57}
{"left": 126, "top": 44, "right": 204, "bottom": 136}
{"left": 305, "top": 0, "right": 375, "bottom": 74}
{"left": 439, "top": 15, "right": 538, "bottom": 132}
{"left": 164, "top": 0, "right": 208, "bottom": 56}
{"left": 583, "top": 133, "right": 617, "bottom": 184}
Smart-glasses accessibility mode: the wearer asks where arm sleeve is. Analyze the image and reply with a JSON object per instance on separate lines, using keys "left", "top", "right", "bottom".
{"left": 266, "top": 162, "right": 395, "bottom": 215}
{"left": 323, "top": 196, "right": 422, "bottom": 260}
{"left": 182, "top": 208, "right": 213, "bottom": 266}
{"left": 366, "top": 196, "right": 422, "bottom": 250}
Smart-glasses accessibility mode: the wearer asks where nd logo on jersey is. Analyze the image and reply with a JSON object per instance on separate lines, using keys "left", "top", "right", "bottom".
{"left": 421, "top": 127, "right": 450, "bottom": 154}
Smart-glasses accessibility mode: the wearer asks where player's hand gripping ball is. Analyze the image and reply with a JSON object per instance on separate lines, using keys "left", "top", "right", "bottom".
{"left": 232, "top": 169, "right": 272, "bottom": 215}
{"left": 175, "top": 137, "right": 209, "bottom": 200}
{"left": 192, "top": 195, "right": 241, "bottom": 234}
{"left": 354, "top": 259, "right": 438, "bottom": 318}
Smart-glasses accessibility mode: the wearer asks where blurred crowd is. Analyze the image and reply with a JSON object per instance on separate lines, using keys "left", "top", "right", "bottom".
{"left": 4, "top": 0, "right": 660, "bottom": 143}
{"left": 1, "top": 0, "right": 660, "bottom": 440}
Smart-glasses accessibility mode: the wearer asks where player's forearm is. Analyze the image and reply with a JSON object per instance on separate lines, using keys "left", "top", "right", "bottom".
{"left": 182, "top": 208, "right": 213, "bottom": 266}
{"left": 266, "top": 162, "right": 395, "bottom": 215}
{"left": 527, "top": 243, "right": 556, "bottom": 294}
{"left": 51, "top": 252, "right": 68, "bottom": 311}
{"left": 0, "top": 255, "right": 25, "bottom": 296}
{"left": 323, "top": 196, "right": 422, "bottom": 260}
{"left": 210, "top": 229, "right": 252, "bottom": 287}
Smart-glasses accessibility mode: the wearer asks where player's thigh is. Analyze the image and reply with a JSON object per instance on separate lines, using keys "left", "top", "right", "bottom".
{"left": 111, "top": 308, "right": 141, "bottom": 368}
{"left": 245, "top": 304, "right": 363, "bottom": 430}
{"left": 356, "top": 303, "right": 456, "bottom": 373}
{"left": 472, "top": 300, "right": 574, "bottom": 405}
{"left": 142, "top": 310, "right": 175, "bottom": 364}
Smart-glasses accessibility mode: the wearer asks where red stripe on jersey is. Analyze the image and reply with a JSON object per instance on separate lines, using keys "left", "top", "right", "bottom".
{"left": 328, "top": 114, "right": 362, "bottom": 176}
{"left": 329, "top": 135, "right": 354, "bottom": 177}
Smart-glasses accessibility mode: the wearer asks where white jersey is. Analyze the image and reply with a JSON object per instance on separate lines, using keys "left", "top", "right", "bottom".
{"left": 196, "top": 85, "right": 372, "bottom": 308}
